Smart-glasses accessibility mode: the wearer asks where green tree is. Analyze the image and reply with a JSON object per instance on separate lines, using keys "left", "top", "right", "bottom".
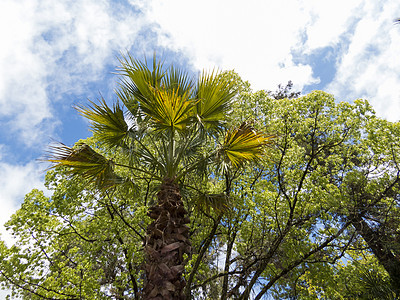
{"left": 0, "top": 165, "right": 146, "bottom": 299}
{"left": 267, "top": 80, "right": 300, "bottom": 100}
{"left": 339, "top": 116, "right": 400, "bottom": 296}
{"left": 45, "top": 55, "right": 270, "bottom": 299}
{"left": 185, "top": 86, "right": 400, "bottom": 299}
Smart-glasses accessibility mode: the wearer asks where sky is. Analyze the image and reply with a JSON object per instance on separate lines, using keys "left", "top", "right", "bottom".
{"left": 0, "top": 0, "right": 400, "bottom": 293}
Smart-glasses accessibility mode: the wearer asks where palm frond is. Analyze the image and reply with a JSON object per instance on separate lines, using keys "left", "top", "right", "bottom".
{"left": 195, "top": 70, "right": 237, "bottom": 131}
{"left": 145, "top": 87, "right": 196, "bottom": 132}
{"left": 115, "top": 82, "right": 139, "bottom": 118}
{"left": 125, "top": 134, "right": 168, "bottom": 179}
{"left": 175, "top": 132, "right": 203, "bottom": 167}
{"left": 118, "top": 54, "right": 197, "bottom": 132}
{"left": 47, "top": 143, "right": 123, "bottom": 188}
{"left": 75, "top": 99, "right": 129, "bottom": 148}
{"left": 117, "top": 53, "right": 164, "bottom": 110}
{"left": 196, "top": 192, "right": 230, "bottom": 213}
{"left": 163, "top": 65, "right": 194, "bottom": 97}
{"left": 221, "top": 122, "right": 274, "bottom": 167}
{"left": 357, "top": 269, "right": 396, "bottom": 300}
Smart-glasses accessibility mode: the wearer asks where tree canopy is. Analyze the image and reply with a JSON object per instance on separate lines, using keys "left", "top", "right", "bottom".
{"left": 1, "top": 67, "right": 399, "bottom": 299}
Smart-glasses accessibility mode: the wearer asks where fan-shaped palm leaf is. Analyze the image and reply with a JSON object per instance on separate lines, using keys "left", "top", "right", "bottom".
{"left": 75, "top": 99, "right": 129, "bottom": 148}
{"left": 195, "top": 70, "right": 237, "bottom": 131}
{"left": 117, "top": 54, "right": 164, "bottom": 118}
{"left": 47, "top": 143, "right": 122, "bottom": 188}
{"left": 221, "top": 122, "right": 273, "bottom": 167}
{"left": 118, "top": 55, "right": 197, "bottom": 132}
{"left": 162, "top": 65, "right": 194, "bottom": 97}
{"left": 357, "top": 269, "right": 396, "bottom": 300}
{"left": 143, "top": 87, "right": 196, "bottom": 132}
{"left": 196, "top": 192, "right": 230, "bottom": 213}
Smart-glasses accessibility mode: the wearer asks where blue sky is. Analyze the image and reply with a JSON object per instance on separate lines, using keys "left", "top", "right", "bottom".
{"left": 0, "top": 0, "right": 400, "bottom": 262}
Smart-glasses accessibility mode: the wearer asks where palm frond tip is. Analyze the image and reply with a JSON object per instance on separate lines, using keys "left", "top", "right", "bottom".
{"left": 75, "top": 99, "right": 129, "bottom": 147}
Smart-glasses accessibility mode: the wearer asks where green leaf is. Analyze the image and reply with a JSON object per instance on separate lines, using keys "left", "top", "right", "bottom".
{"left": 196, "top": 192, "right": 230, "bottom": 213}
{"left": 195, "top": 71, "right": 237, "bottom": 131}
{"left": 76, "top": 99, "right": 129, "bottom": 148}
{"left": 117, "top": 53, "right": 165, "bottom": 108}
{"left": 221, "top": 122, "right": 273, "bottom": 167}
{"left": 143, "top": 87, "right": 196, "bottom": 132}
{"left": 47, "top": 143, "right": 122, "bottom": 188}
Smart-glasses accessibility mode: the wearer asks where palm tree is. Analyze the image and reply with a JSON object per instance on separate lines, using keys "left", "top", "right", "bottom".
{"left": 355, "top": 269, "right": 397, "bottom": 300}
{"left": 48, "top": 54, "right": 271, "bottom": 299}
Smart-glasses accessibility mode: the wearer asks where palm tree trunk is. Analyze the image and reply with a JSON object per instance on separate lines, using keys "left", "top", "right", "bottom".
{"left": 143, "top": 178, "right": 191, "bottom": 300}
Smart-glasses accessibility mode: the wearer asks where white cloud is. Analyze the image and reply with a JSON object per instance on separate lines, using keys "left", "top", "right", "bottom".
{"left": 301, "top": 0, "right": 364, "bottom": 50}
{"left": 140, "top": 0, "right": 380, "bottom": 93}
{"left": 0, "top": 0, "right": 145, "bottom": 146}
{"left": 1, "top": 0, "right": 398, "bottom": 147}
{"left": 326, "top": 1, "right": 400, "bottom": 121}
{"left": 141, "top": 0, "right": 400, "bottom": 121}
{"left": 143, "top": 0, "right": 319, "bottom": 91}
{"left": 2, "top": 0, "right": 398, "bottom": 147}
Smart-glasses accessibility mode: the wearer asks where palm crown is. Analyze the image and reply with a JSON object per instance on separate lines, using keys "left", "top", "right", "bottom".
{"left": 49, "top": 54, "right": 270, "bottom": 186}
{"left": 48, "top": 54, "right": 272, "bottom": 299}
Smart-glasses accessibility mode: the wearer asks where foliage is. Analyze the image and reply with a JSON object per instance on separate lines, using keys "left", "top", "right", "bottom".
{"left": 267, "top": 80, "right": 301, "bottom": 100}
{"left": 1, "top": 69, "right": 400, "bottom": 299}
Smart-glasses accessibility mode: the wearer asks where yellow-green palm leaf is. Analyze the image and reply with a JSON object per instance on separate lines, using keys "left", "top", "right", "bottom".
{"left": 142, "top": 87, "right": 195, "bottom": 132}
{"left": 76, "top": 99, "right": 129, "bottom": 148}
{"left": 118, "top": 54, "right": 197, "bottom": 132}
{"left": 47, "top": 143, "right": 121, "bottom": 188}
{"left": 196, "top": 192, "right": 230, "bottom": 213}
{"left": 117, "top": 53, "right": 164, "bottom": 109}
{"left": 221, "top": 122, "right": 273, "bottom": 167}
{"left": 195, "top": 71, "right": 237, "bottom": 130}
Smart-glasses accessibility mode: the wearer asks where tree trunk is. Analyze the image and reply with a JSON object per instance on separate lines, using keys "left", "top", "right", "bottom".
{"left": 143, "top": 179, "right": 191, "bottom": 300}
{"left": 350, "top": 213, "right": 400, "bottom": 293}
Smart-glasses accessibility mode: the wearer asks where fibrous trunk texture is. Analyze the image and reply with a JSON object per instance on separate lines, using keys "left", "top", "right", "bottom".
{"left": 143, "top": 179, "right": 191, "bottom": 300}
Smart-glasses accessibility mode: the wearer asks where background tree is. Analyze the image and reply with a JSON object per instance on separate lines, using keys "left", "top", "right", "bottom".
{"left": 1, "top": 158, "right": 146, "bottom": 299}
{"left": 181, "top": 84, "right": 400, "bottom": 299}
{"left": 267, "top": 80, "right": 301, "bottom": 100}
